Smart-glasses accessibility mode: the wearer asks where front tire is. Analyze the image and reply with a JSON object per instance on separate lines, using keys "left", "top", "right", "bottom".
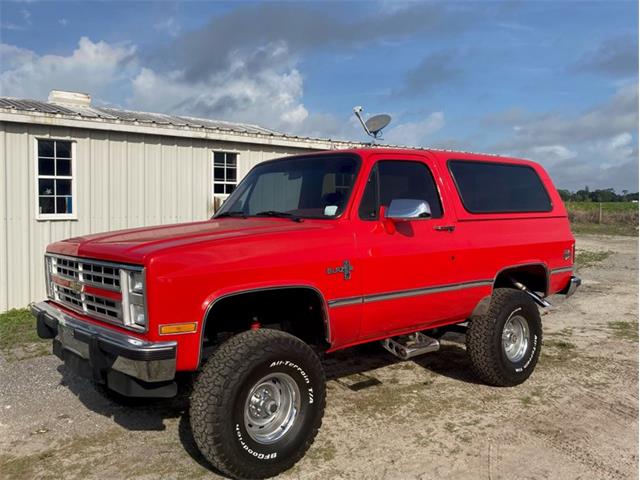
{"left": 466, "top": 288, "right": 542, "bottom": 387}
{"left": 190, "top": 329, "right": 326, "bottom": 479}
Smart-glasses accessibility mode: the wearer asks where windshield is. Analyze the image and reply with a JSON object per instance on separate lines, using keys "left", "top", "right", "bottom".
{"left": 216, "top": 155, "right": 361, "bottom": 219}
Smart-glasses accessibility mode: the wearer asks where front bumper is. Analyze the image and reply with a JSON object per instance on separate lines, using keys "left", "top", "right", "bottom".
{"left": 31, "top": 301, "right": 177, "bottom": 398}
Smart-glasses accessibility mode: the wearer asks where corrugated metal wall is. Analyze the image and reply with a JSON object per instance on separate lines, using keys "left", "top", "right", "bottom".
{"left": 0, "top": 121, "right": 315, "bottom": 311}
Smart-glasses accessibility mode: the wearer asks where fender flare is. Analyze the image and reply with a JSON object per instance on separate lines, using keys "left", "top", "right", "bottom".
{"left": 198, "top": 284, "right": 331, "bottom": 366}
{"left": 492, "top": 262, "right": 550, "bottom": 297}
{"left": 471, "top": 262, "right": 550, "bottom": 318}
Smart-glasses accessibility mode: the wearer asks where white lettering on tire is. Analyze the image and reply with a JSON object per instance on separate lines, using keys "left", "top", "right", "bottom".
{"left": 235, "top": 424, "right": 277, "bottom": 460}
{"left": 269, "top": 360, "right": 310, "bottom": 384}
{"left": 515, "top": 334, "right": 537, "bottom": 373}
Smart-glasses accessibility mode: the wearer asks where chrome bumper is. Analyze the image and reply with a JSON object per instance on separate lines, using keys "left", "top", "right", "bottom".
{"left": 561, "top": 276, "right": 582, "bottom": 298}
{"left": 31, "top": 301, "right": 177, "bottom": 397}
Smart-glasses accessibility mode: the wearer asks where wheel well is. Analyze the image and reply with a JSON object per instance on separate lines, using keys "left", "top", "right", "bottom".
{"left": 494, "top": 264, "right": 548, "bottom": 296}
{"left": 201, "top": 287, "right": 329, "bottom": 356}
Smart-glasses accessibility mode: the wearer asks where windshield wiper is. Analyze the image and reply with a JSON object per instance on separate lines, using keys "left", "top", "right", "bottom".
{"left": 253, "top": 211, "right": 304, "bottom": 222}
{"left": 215, "top": 211, "right": 247, "bottom": 219}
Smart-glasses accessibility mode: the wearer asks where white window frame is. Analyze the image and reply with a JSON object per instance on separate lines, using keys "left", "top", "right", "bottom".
{"left": 34, "top": 138, "right": 77, "bottom": 221}
{"left": 212, "top": 151, "right": 239, "bottom": 202}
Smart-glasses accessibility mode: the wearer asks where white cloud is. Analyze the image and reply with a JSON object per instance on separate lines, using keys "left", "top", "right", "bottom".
{"left": 530, "top": 145, "right": 577, "bottom": 164}
{"left": 487, "top": 84, "right": 638, "bottom": 191}
{"left": 608, "top": 131, "right": 633, "bottom": 151}
{"left": 154, "top": 17, "right": 180, "bottom": 37}
{"left": 0, "top": 44, "right": 36, "bottom": 71}
{"left": 0, "top": 36, "right": 320, "bottom": 135}
{"left": 1, "top": 30, "right": 634, "bottom": 192}
{"left": 0, "top": 37, "right": 136, "bottom": 100}
{"left": 495, "top": 83, "right": 638, "bottom": 150}
{"left": 21, "top": 8, "right": 31, "bottom": 23}
{"left": 129, "top": 42, "right": 313, "bottom": 132}
{"left": 587, "top": 132, "right": 635, "bottom": 169}
{"left": 383, "top": 112, "right": 445, "bottom": 147}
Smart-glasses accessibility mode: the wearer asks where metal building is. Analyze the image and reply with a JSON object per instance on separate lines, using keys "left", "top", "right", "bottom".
{"left": 0, "top": 90, "right": 359, "bottom": 311}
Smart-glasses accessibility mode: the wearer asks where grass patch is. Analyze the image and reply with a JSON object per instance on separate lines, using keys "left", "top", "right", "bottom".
{"left": 566, "top": 202, "right": 639, "bottom": 213}
{"left": 544, "top": 339, "right": 576, "bottom": 350}
{"left": 444, "top": 421, "right": 457, "bottom": 433}
{"left": 520, "top": 395, "right": 534, "bottom": 407}
{"left": 0, "top": 308, "right": 49, "bottom": 361}
{"left": 566, "top": 202, "right": 638, "bottom": 236}
{"left": 607, "top": 321, "right": 639, "bottom": 342}
{"left": 571, "top": 222, "right": 638, "bottom": 236}
{"left": 519, "top": 387, "right": 545, "bottom": 407}
{"left": 541, "top": 338, "right": 578, "bottom": 365}
{"left": 546, "top": 327, "right": 574, "bottom": 338}
{"left": 575, "top": 250, "right": 613, "bottom": 268}
{"left": 0, "top": 429, "right": 125, "bottom": 479}
{"left": 307, "top": 440, "right": 337, "bottom": 463}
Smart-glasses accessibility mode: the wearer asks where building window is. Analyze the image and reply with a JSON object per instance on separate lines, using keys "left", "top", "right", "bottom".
{"left": 37, "top": 139, "right": 74, "bottom": 218}
{"left": 213, "top": 152, "right": 237, "bottom": 195}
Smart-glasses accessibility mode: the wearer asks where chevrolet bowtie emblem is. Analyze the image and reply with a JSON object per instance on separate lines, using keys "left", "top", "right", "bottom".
{"left": 69, "top": 280, "right": 83, "bottom": 294}
{"left": 326, "top": 260, "right": 353, "bottom": 281}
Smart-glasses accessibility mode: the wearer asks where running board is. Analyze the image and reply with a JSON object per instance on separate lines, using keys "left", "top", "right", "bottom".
{"left": 381, "top": 332, "right": 440, "bottom": 360}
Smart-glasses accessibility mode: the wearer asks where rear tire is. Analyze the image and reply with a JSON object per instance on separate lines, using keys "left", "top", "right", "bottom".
{"left": 466, "top": 288, "right": 542, "bottom": 387}
{"left": 190, "top": 329, "right": 326, "bottom": 479}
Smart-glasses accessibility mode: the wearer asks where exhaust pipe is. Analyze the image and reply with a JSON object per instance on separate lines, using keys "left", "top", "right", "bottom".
{"left": 509, "top": 277, "right": 552, "bottom": 308}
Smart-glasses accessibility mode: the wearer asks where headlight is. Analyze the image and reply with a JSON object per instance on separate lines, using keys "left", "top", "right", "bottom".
{"left": 130, "top": 303, "right": 147, "bottom": 328}
{"left": 120, "top": 268, "right": 147, "bottom": 332}
{"left": 130, "top": 271, "right": 144, "bottom": 294}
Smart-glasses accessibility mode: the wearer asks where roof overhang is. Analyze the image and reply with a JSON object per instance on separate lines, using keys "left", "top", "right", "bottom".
{"left": 0, "top": 109, "right": 364, "bottom": 151}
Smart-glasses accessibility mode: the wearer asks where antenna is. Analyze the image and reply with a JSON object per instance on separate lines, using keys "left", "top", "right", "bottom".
{"left": 353, "top": 106, "right": 392, "bottom": 142}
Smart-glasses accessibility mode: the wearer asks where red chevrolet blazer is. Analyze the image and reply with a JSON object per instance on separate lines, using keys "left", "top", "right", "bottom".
{"left": 33, "top": 148, "right": 580, "bottom": 479}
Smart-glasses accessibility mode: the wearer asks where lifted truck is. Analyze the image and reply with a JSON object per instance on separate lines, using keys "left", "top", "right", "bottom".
{"left": 32, "top": 148, "right": 580, "bottom": 479}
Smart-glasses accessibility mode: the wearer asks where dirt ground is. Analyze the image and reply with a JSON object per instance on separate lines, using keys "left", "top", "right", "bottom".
{"left": 1, "top": 234, "right": 638, "bottom": 480}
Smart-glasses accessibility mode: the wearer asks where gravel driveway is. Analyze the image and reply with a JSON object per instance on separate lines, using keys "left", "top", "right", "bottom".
{"left": 1, "top": 234, "right": 637, "bottom": 479}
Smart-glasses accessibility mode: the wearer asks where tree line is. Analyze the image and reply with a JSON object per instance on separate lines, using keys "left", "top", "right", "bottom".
{"left": 558, "top": 187, "right": 639, "bottom": 203}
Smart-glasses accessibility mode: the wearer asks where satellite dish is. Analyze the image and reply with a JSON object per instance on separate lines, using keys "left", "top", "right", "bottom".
{"left": 353, "top": 106, "right": 392, "bottom": 142}
{"left": 365, "top": 114, "right": 391, "bottom": 137}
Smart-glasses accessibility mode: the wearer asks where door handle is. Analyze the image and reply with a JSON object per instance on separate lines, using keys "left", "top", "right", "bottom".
{"left": 434, "top": 225, "right": 456, "bottom": 232}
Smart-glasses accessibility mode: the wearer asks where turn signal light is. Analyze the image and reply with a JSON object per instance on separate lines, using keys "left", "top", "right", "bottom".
{"left": 159, "top": 322, "right": 198, "bottom": 335}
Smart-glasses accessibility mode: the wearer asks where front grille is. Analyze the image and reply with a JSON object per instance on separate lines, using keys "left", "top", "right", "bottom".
{"left": 56, "top": 284, "right": 83, "bottom": 309}
{"left": 52, "top": 283, "right": 122, "bottom": 322}
{"left": 84, "top": 293, "right": 121, "bottom": 320}
{"left": 47, "top": 254, "right": 126, "bottom": 325}
{"left": 51, "top": 256, "right": 121, "bottom": 291}
{"left": 83, "top": 263, "right": 120, "bottom": 289}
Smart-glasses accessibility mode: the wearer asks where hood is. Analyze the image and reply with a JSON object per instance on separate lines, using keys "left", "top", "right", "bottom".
{"left": 47, "top": 218, "right": 327, "bottom": 264}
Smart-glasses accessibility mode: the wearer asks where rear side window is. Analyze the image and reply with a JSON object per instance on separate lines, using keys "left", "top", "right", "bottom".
{"left": 448, "top": 160, "right": 552, "bottom": 213}
{"left": 359, "top": 160, "right": 443, "bottom": 220}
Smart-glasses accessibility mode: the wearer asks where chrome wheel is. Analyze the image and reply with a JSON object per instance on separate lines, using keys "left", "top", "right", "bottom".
{"left": 244, "top": 372, "right": 301, "bottom": 445}
{"left": 502, "top": 314, "right": 530, "bottom": 363}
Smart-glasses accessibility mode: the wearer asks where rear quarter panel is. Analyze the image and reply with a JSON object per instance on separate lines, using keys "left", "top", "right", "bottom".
{"left": 433, "top": 152, "right": 575, "bottom": 296}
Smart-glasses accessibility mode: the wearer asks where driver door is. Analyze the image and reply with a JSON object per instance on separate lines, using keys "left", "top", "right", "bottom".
{"left": 353, "top": 154, "right": 462, "bottom": 340}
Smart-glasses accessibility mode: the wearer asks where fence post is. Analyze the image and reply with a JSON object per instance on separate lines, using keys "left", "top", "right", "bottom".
{"left": 598, "top": 202, "right": 603, "bottom": 224}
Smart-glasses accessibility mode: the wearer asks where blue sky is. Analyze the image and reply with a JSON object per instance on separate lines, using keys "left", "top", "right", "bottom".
{"left": 1, "top": 1, "right": 638, "bottom": 191}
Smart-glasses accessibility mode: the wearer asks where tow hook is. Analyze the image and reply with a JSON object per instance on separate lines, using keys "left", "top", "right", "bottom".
{"left": 509, "top": 277, "right": 552, "bottom": 308}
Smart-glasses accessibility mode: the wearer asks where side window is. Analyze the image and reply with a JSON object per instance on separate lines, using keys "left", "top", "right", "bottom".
{"left": 37, "top": 139, "right": 74, "bottom": 218}
{"left": 358, "top": 165, "right": 379, "bottom": 220}
{"left": 448, "top": 160, "right": 552, "bottom": 213}
{"left": 358, "top": 160, "right": 443, "bottom": 220}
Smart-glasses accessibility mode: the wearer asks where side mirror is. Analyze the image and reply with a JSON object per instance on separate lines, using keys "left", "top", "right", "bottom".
{"left": 386, "top": 199, "right": 431, "bottom": 221}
